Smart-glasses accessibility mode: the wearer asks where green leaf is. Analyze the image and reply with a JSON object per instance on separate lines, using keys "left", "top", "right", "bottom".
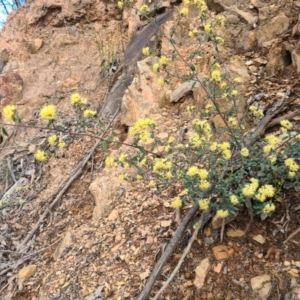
{"left": 172, "top": 54, "right": 177, "bottom": 61}
{"left": 137, "top": 146, "right": 147, "bottom": 155}
{"left": 2, "top": 127, "right": 8, "bottom": 136}
{"left": 101, "top": 141, "right": 107, "bottom": 151}
{"left": 55, "top": 125, "right": 66, "bottom": 131}
{"left": 190, "top": 64, "right": 196, "bottom": 71}
{"left": 170, "top": 39, "right": 176, "bottom": 45}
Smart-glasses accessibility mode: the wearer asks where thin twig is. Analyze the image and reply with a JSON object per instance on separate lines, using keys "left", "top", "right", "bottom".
{"left": 136, "top": 203, "right": 199, "bottom": 300}
{"left": 284, "top": 227, "right": 300, "bottom": 243}
{"left": 16, "top": 109, "right": 119, "bottom": 251}
{"left": 153, "top": 211, "right": 210, "bottom": 300}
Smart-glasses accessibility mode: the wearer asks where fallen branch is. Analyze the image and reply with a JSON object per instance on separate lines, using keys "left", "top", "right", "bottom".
{"left": 266, "top": 109, "right": 300, "bottom": 129}
{"left": 137, "top": 203, "right": 199, "bottom": 300}
{"left": 153, "top": 210, "right": 211, "bottom": 300}
{"left": 17, "top": 109, "right": 119, "bottom": 251}
{"left": 284, "top": 227, "right": 300, "bottom": 243}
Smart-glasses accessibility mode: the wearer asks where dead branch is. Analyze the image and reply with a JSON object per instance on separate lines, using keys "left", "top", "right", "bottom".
{"left": 16, "top": 109, "right": 119, "bottom": 251}
{"left": 136, "top": 203, "right": 199, "bottom": 300}
{"left": 284, "top": 227, "right": 300, "bottom": 243}
{"left": 153, "top": 211, "right": 210, "bottom": 300}
{"left": 267, "top": 109, "right": 300, "bottom": 129}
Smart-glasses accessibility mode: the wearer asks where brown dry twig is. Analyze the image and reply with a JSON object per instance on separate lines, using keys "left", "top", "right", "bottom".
{"left": 153, "top": 210, "right": 211, "bottom": 300}
{"left": 284, "top": 227, "right": 300, "bottom": 243}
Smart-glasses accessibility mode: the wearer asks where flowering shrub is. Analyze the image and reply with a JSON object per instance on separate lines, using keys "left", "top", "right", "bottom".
{"left": 1, "top": 0, "right": 300, "bottom": 223}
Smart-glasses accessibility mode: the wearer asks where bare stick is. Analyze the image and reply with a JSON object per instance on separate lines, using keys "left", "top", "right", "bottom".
{"left": 17, "top": 109, "right": 119, "bottom": 251}
{"left": 137, "top": 203, "right": 199, "bottom": 300}
{"left": 153, "top": 211, "right": 209, "bottom": 300}
{"left": 267, "top": 109, "right": 300, "bottom": 129}
{"left": 284, "top": 227, "right": 300, "bottom": 243}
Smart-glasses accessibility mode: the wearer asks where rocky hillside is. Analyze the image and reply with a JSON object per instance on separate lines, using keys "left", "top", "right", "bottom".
{"left": 0, "top": 0, "right": 300, "bottom": 299}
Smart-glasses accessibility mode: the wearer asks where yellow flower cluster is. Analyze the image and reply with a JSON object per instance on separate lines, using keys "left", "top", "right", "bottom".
{"left": 192, "top": 119, "right": 211, "bottom": 137}
{"left": 3, "top": 105, "right": 16, "bottom": 122}
{"left": 70, "top": 93, "right": 87, "bottom": 105}
{"left": 119, "top": 154, "right": 128, "bottom": 163}
{"left": 204, "top": 24, "right": 212, "bottom": 33}
{"left": 256, "top": 184, "right": 275, "bottom": 202}
{"left": 199, "top": 198, "right": 209, "bottom": 211}
{"left": 48, "top": 134, "right": 58, "bottom": 146}
{"left": 157, "top": 78, "right": 165, "bottom": 87}
{"left": 280, "top": 119, "right": 293, "bottom": 132}
{"left": 216, "top": 15, "right": 225, "bottom": 26}
{"left": 186, "top": 105, "right": 196, "bottom": 112}
{"left": 180, "top": 8, "right": 189, "bottom": 16}
{"left": 171, "top": 197, "right": 182, "bottom": 209}
{"left": 40, "top": 105, "right": 56, "bottom": 121}
{"left": 216, "top": 209, "right": 229, "bottom": 218}
{"left": 228, "top": 117, "right": 237, "bottom": 126}
{"left": 242, "top": 178, "right": 259, "bottom": 197}
{"left": 128, "top": 118, "right": 156, "bottom": 142}
{"left": 186, "top": 166, "right": 208, "bottom": 179}
{"left": 230, "top": 195, "right": 239, "bottom": 205}
{"left": 149, "top": 180, "right": 156, "bottom": 188}
{"left": 153, "top": 63, "right": 160, "bottom": 72}
{"left": 153, "top": 158, "right": 172, "bottom": 173}
{"left": 199, "top": 180, "right": 210, "bottom": 190}
{"left": 241, "top": 147, "right": 249, "bottom": 157}
{"left": 168, "top": 136, "right": 175, "bottom": 144}
{"left": 263, "top": 203, "right": 275, "bottom": 214}
{"left": 205, "top": 104, "right": 213, "bottom": 113}
{"left": 35, "top": 150, "right": 47, "bottom": 162}
{"left": 231, "top": 90, "right": 238, "bottom": 97}
{"left": 211, "top": 70, "right": 221, "bottom": 82}
{"left": 220, "top": 81, "right": 227, "bottom": 89}
{"left": 83, "top": 109, "right": 97, "bottom": 118}
{"left": 249, "top": 105, "right": 264, "bottom": 119}
{"left": 265, "top": 135, "right": 279, "bottom": 145}
{"left": 105, "top": 157, "right": 115, "bottom": 167}
{"left": 140, "top": 4, "right": 150, "bottom": 13}
{"left": 159, "top": 55, "right": 168, "bottom": 65}
{"left": 58, "top": 139, "right": 66, "bottom": 148}
{"left": 234, "top": 77, "right": 242, "bottom": 84}
{"left": 189, "top": 132, "right": 203, "bottom": 148}
{"left": 142, "top": 47, "right": 151, "bottom": 56}
{"left": 117, "top": 1, "right": 123, "bottom": 9}
{"left": 215, "top": 36, "right": 224, "bottom": 45}
{"left": 285, "top": 158, "right": 299, "bottom": 172}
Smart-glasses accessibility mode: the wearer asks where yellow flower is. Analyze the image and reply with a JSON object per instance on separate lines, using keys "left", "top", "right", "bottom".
{"left": 168, "top": 136, "right": 175, "bottom": 144}
{"left": 166, "top": 171, "right": 173, "bottom": 179}
{"left": 153, "top": 63, "right": 160, "bottom": 72}
{"left": 230, "top": 195, "right": 239, "bottom": 205}
{"left": 58, "top": 139, "right": 66, "bottom": 148}
{"left": 35, "top": 150, "right": 47, "bottom": 162}
{"left": 48, "top": 134, "right": 58, "bottom": 146}
{"left": 213, "top": 63, "right": 221, "bottom": 70}
{"left": 183, "top": 0, "right": 190, "bottom": 4}
{"left": 222, "top": 93, "right": 229, "bottom": 99}
{"left": 153, "top": 158, "right": 172, "bottom": 173}
{"left": 187, "top": 166, "right": 199, "bottom": 176}
{"left": 268, "top": 155, "right": 277, "bottom": 164}
{"left": 216, "top": 209, "right": 229, "bottom": 218}
{"left": 83, "top": 109, "right": 97, "bottom": 118}
{"left": 157, "top": 78, "right": 165, "bottom": 87}
{"left": 289, "top": 171, "right": 296, "bottom": 178}
{"left": 228, "top": 117, "right": 237, "bottom": 126}
{"left": 242, "top": 184, "right": 255, "bottom": 197}
{"left": 220, "top": 81, "right": 227, "bottom": 89}
{"left": 180, "top": 8, "right": 189, "bottom": 16}
{"left": 231, "top": 90, "right": 238, "bottom": 97}
{"left": 171, "top": 197, "right": 182, "bottom": 209}
{"left": 241, "top": 148, "right": 249, "bottom": 157}
{"left": 149, "top": 180, "right": 156, "bottom": 188}
{"left": 188, "top": 31, "right": 195, "bottom": 38}
{"left": 215, "top": 36, "right": 224, "bottom": 45}
{"left": 140, "top": 4, "right": 150, "bottom": 13}
{"left": 219, "top": 142, "right": 230, "bottom": 150}
{"left": 234, "top": 77, "right": 242, "bottom": 84}
{"left": 139, "top": 131, "right": 150, "bottom": 142}
{"left": 280, "top": 120, "right": 292, "bottom": 130}
{"left": 187, "top": 105, "right": 196, "bottom": 112}
{"left": 159, "top": 55, "right": 168, "bottom": 65}
{"left": 117, "top": 1, "right": 123, "bottom": 9}
{"left": 165, "top": 145, "right": 171, "bottom": 152}
{"left": 105, "top": 157, "right": 115, "bottom": 167}
{"left": 80, "top": 97, "right": 88, "bottom": 105}
{"left": 124, "top": 163, "right": 130, "bottom": 169}
{"left": 138, "top": 158, "right": 147, "bottom": 166}
{"left": 222, "top": 149, "right": 231, "bottom": 160}
{"left": 3, "top": 105, "right": 16, "bottom": 122}
{"left": 119, "top": 154, "right": 128, "bottom": 163}
{"left": 210, "top": 142, "right": 218, "bottom": 151}
{"left": 204, "top": 24, "right": 212, "bottom": 33}
{"left": 263, "top": 203, "right": 275, "bottom": 214}
{"left": 176, "top": 144, "right": 184, "bottom": 150}
{"left": 199, "top": 180, "right": 210, "bottom": 190}
{"left": 70, "top": 93, "right": 81, "bottom": 105}
{"left": 265, "top": 135, "right": 279, "bottom": 145}
{"left": 285, "top": 158, "right": 299, "bottom": 172}
{"left": 198, "top": 169, "right": 208, "bottom": 180}
{"left": 263, "top": 144, "right": 274, "bottom": 154}
{"left": 216, "top": 15, "right": 226, "bottom": 26}
{"left": 40, "top": 105, "right": 56, "bottom": 121}
{"left": 211, "top": 70, "right": 221, "bottom": 82}
{"left": 136, "top": 175, "right": 143, "bottom": 180}
{"left": 250, "top": 178, "right": 259, "bottom": 190}
{"left": 256, "top": 193, "right": 266, "bottom": 202}
{"left": 205, "top": 104, "right": 213, "bottom": 112}
{"left": 296, "top": 134, "right": 300, "bottom": 141}
{"left": 189, "top": 132, "right": 202, "bottom": 148}
{"left": 199, "top": 199, "right": 209, "bottom": 211}
{"left": 119, "top": 174, "right": 126, "bottom": 181}
{"left": 142, "top": 47, "right": 151, "bottom": 56}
